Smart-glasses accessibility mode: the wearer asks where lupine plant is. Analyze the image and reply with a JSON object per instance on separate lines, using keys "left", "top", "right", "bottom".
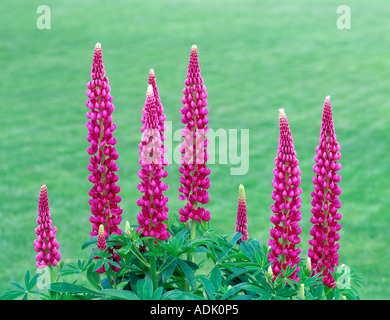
{"left": 86, "top": 43, "right": 123, "bottom": 239}
{"left": 268, "top": 109, "right": 302, "bottom": 282}
{"left": 308, "top": 96, "right": 343, "bottom": 288}
{"left": 136, "top": 76, "right": 170, "bottom": 242}
{"left": 235, "top": 184, "right": 248, "bottom": 242}
{"left": 178, "top": 45, "right": 211, "bottom": 227}
{"left": 34, "top": 184, "right": 61, "bottom": 269}
{"left": 85, "top": 43, "right": 122, "bottom": 274}
{"left": 0, "top": 45, "right": 362, "bottom": 301}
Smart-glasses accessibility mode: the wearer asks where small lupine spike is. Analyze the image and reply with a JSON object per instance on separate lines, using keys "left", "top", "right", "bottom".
{"left": 268, "top": 108, "right": 302, "bottom": 282}
{"left": 34, "top": 185, "right": 61, "bottom": 268}
{"left": 125, "top": 221, "right": 131, "bottom": 236}
{"left": 298, "top": 283, "right": 305, "bottom": 300}
{"left": 178, "top": 45, "right": 211, "bottom": 224}
{"left": 308, "top": 96, "right": 342, "bottom": 288}
{"left": 97, "top": 224, "right": 107, "bottom": 250}
{"left": 235, "top": 184, "right": 248, "bottom": 241}
{"left": 136, "top": 81, "right": 170, "bottom": 241}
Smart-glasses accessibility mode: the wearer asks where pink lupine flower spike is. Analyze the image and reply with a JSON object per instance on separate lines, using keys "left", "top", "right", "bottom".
{"left": 308, "top": 96, "right": 342, "bottom": 288}
{"left": 268, "top": 108, "right": 302, "bottom": 282}
{"left": 178, "top": 45, "right": 211, "bottom": 224}
{"left": 85, "top": 43, "right": 123, "bottom": 238}
{"left": 235, "top": 184, "right": 248, "bottom": 241}
{"left": 34, "top": 185, "right": 61, "bottom": 268}
{"left": 136, "top": 79, "right": 170, "bottom": 241}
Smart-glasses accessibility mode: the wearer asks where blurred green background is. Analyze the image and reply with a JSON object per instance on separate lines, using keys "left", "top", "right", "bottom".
{"left": 1, "top": 0, "right": 389, "bottom": 299}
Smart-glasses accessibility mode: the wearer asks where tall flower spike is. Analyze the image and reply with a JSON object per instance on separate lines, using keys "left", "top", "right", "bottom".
{"left": 268, "top": 108, "right": 302, "bottom": 282}
{"left": 85, "top": 43, "right": 123, "bottom": 238}
{"left": 34, "top": 185, "right": 61, "bottom": 268}
{"left": 136, "top": 83, "right": 170, "bottom": 241}
{"left": 308, "top": 96, "right": 342, "bottom": 288}
{"left": 178, "top": 45, "right": 211, "bottom": 224}
{"left": 235, "top": 184, "right": 248, "bottom": 241}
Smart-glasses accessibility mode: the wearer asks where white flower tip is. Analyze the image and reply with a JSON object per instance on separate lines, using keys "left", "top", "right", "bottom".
{"left": 278, "top": 108, "right": 286, "bottom": 118}
{"left": 238, "top": 184, "right": 245, "bottom": 197}
{"left": 149, "top": 68, "right": 154, "bottom": 75}
{"left": 191, "top": 44, "right": 198, "bottom": 51}
{"left": 147, "top": 84, "right": 154, "bottom": 97}
{"left": 95, "top": 42, "right": 102, "bottom": 50}
{"left": 98, "top": 224, "right": 105, "bottom": 233}
{"left": 325, "top": 95, "right": 331, "bottom": 102}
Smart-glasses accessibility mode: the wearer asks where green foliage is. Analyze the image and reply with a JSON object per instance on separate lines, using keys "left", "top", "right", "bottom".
{"left": 0, "top": 215, "right": 363, "bottom": 300}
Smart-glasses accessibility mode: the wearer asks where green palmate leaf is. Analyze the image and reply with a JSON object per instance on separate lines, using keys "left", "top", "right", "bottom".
{"left": 152, "top": 287, "right": 164, "bottom": 300}
{"left": 137, "top": 278, "right": 154, "bottom": 300}
{"left": 0, "top": 290, "right": 27, "bottom": 300}
{"left": 200, "top": 277, "right": 216, "bottom": 300}
{"left": 128, "top": 272, "right": 139, "bottom": 293}
{"left": 241, "top": 283, "right": 265, "bottom": 294}
{"left": 10, "top": 281, "right": 25, "bottom": 292}
{"left": 106, "top": 234, "right": 128, "bottom": 248}
{"left": 220, "top": 283, "right": 247, "bottom": 300}
{"left": 225, "top": 268, "right": 252, "bottom": 283}
{"left": 251, "top": 273, "right": 273, "bottom": 293}
{"left": 160, "top": 257, "right": 177, "bottom": 284}
{"left": 177, "top": 259, "right": 196, "bottom": 292}
{"left": 99, "top": 289, "right": 139, "bottom": 300}
{"left": 82, "top": 236, "right": 98, "bottom": 250}
{"left": 303, "top": 274, "right": 323, "bottom": 287}
{"left": 47, "top": 282, "right": 99, "bottom": 295}
{"left": 24, "top": 270, "right": 31, "bottom": 290}
{"left": 93, "top": 259, "right": 105, "bottom": 272}
{"left": 193, "top": 246, "right": 211, "bottom": 254}
{"left": 239, "top": 241, "right": 255, "bottom": 260}
{"left": 314, "top": 282, "right": 324, "bottom": 298}
{"left": 229, "top": 232, "right": 242, "bottom": 245}
{"left": 209, "top": 266, "right": 222, "bottom": 291}
{"left": 162, "top": 289, "right": 203, "bottom": 300}
{"left": 87, "top": 264, "right": 101, "bottom": 290}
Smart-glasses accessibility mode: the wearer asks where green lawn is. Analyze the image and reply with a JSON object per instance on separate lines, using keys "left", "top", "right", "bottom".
{"left": 1, "top": 0, "right": 389, "bottom": 299}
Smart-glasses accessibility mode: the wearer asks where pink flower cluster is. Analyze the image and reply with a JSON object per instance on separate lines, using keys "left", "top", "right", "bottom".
{"left": 97, "top": 224, "right": 108, "bottom": 251}
{"left": 235, "top": 184, "right": 248, "bottom": 241}
{"left": 34, "top": 185, "right": 61, "bottom": 268}
{"left": 95, "top": 224, "right": 120, "bottom": 274}
{"left": 136, "top": 75, "right": 170, "bottom": 241}
{"left": 268, "top": 109, "right": 302, "bottom": 281}
{"left": 85, "top": 43, "right": 123, "bottom": 238}
{"left": 308, "top": 96, "right": 342, "bottom": 288}
{"left": 178, "top": 45, "right": 211, "bottom": 224}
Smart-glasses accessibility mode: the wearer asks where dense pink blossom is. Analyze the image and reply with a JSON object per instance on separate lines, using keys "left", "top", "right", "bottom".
{"left": 34, "top": 185, "right": 61, "bottom": 268}
{"left": 268, "top": 109, "right": 302, "bottom": 282}
{"left": 178, "top": 45, "right": 211, "bottom": 224}
{"left": 94, "top": 224, "right": 120, "bottom": 274}
{"left": 136, "top": 80, "right": 170, "bottom": 241}
{"left": 97, "top": 224, "right": 107, "bottom": 251}
{"left": 85, "top": 43, "right": 123, "bottom": 238}
{"left": 308, "top": 96, "right": 342, "bottom": 288}
{"left": 235, "top": 184, "right": 248, "bottom": 241}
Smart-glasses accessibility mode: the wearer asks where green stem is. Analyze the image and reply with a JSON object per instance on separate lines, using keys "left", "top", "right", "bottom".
{"left": 49, "top": 265, "right": 56, "bottom": 284}
{"left": 149, "top": 240, "right": 158, "bottom": 291}
{"left": 106, "top": 267, "right": 116, "bottom": 289}
{"left": 48, "top": 265, "right": 58, "bottom": 299}
{"left": 188, "top": 218, "right": 198, "bottom": 263}
{"left": 183, "top": 218, "right": 198, "bottom": 292}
